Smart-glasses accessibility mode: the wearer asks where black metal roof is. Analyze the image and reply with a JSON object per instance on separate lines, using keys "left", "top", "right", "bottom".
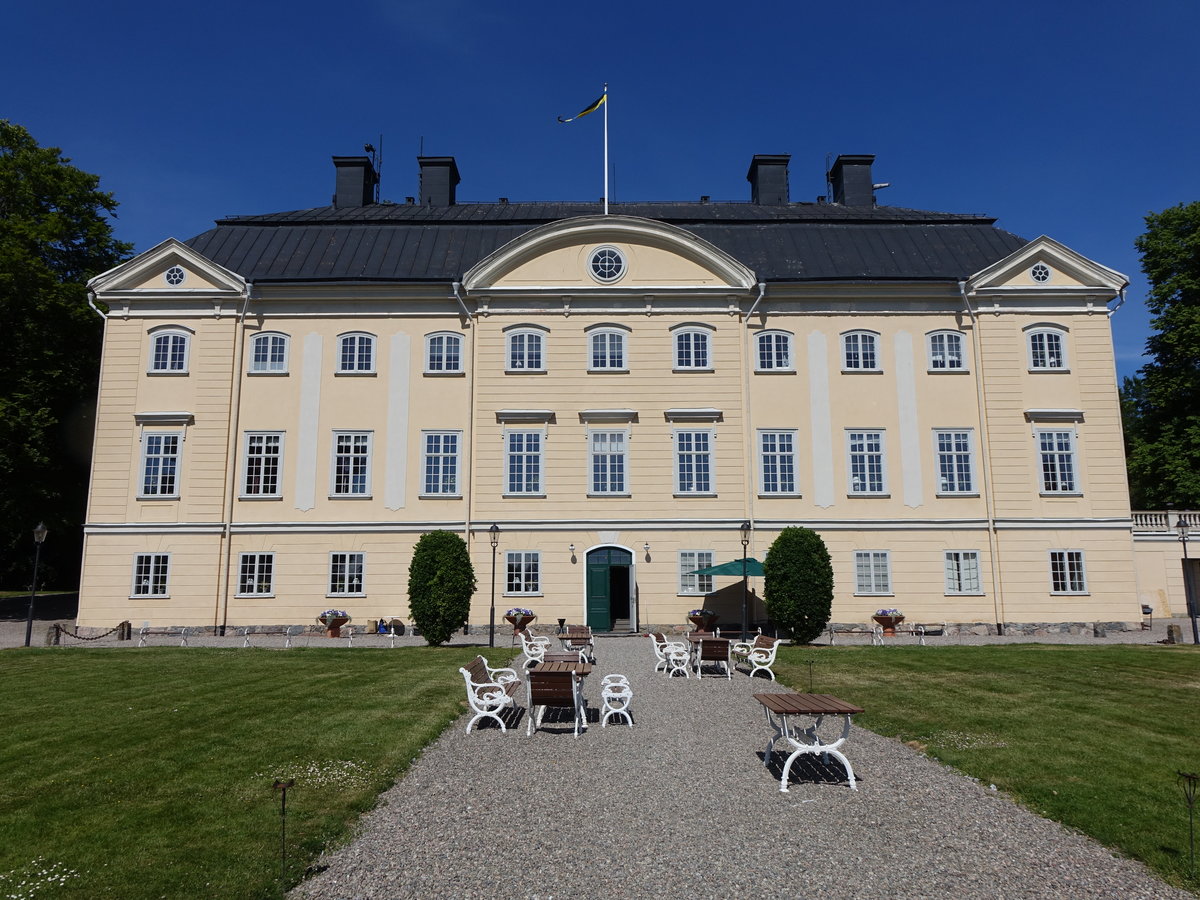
{"left": 185, "top": 200, "right": 1027, "bottom": 284}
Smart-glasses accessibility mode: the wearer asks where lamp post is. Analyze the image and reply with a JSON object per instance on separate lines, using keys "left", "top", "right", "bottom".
{"left": 24, "top": 522, "right": 49, "bottom": 648}
{"left": 1176, "top": 514, "right": 1200, "bottom": 645}
{"left": 740, "top": 520, "right": 751, "bottom": 641}
{"left": 488, "top": 524, "right": 500, "bottom": 648}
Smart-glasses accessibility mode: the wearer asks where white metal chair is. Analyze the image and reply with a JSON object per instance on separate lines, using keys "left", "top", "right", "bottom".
{"left": 520, "top": 629, "right": 552, "bottom": 668}
{"left": 650, "top": 632, "right": 687, "bottom": 674}
{"left": 600, "top": 675, "right": 633, "bottom": 727}
{"left": 732, "top": 635, "right": 782, "bottom": 680}
{"left": 459, "top": 656, "right": 522, "bottom": 733}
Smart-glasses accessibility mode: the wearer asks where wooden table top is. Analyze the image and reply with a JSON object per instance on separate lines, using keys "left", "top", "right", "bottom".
{"left": 754, "top": 692, "right": 864, "bottom": 716}
{"left": 685, "top": 633, "right": 727, "bottom": 643}
{"left": 533, "top": 661, "right": 594, "bottom": 676}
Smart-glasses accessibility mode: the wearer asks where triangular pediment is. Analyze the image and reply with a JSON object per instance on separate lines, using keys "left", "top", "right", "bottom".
{"left": 968, "top": 235, "right": 1127, "bottom": 295}
{"left": 462, "top": 216, "right": 757, "bottom": 292}
{"left": 88, "top": 238, "right": 247, "bottom": 296}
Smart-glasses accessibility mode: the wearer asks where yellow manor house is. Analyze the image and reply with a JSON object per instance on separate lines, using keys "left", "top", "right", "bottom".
{"left": 78, "top": 152, "right": 1157, "bottom": 635}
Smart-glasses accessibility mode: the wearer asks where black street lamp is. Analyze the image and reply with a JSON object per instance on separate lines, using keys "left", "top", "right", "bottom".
{"left": 740, "top": 520, "right": 751, "bottom": 641}
{"left": 488, "top": 524, "right": 500, "bottom": 648}
{"left": 24, "top": 522, "right": 49, "bottom": 648}
{"left": 1176, "top": 514, "right": 1200, "bottom": 645}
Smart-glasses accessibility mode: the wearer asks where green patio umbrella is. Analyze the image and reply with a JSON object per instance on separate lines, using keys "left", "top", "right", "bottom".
{"left": 690, "top": 557, "right": 765, "bottom": 577}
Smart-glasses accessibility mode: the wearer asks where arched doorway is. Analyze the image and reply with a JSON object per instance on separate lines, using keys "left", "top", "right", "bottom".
{"left": 585, "top": 546, "right": 632, "bottom": 633}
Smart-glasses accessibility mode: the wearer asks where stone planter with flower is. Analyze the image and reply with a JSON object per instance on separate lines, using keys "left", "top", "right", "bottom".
{"left": 687, "top": 608, "right": 718, "bottom": 632}
{"left": 871, "top": 608, "right": 904, "bottom": 636}
{"left": 504, "top": 607, "right": 536, "bottom": 634}
{"left": 317, "top": 609, "right": 352, "bottom": 637}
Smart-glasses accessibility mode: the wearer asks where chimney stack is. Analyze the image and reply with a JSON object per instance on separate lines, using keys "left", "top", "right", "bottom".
{"left": 418, "top": 156, "right": 460, "bottom": 206}
{"left": 827, "top": 154, "right": 876, "bottom": 206}
{"left": 746, "top": 154, "right": 791, "bottom": 205}
{"left": 332, "top": 156, "right": 378, "bottom": 208}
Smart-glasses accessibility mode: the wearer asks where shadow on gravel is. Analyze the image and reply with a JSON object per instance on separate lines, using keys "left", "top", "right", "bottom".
{"left": 760, "top": 751, "right": 863, "bottom": 789}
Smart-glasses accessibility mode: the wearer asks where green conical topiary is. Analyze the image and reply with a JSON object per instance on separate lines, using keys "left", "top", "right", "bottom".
{"left": 407, "top": 530, "right": 477, "bottom": 646}
{"left": 763, "top": 526, "right": 833, "bottom": 643}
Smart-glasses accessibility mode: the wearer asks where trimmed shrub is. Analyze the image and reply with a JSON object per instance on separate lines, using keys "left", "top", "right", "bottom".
{"left": 407, "top": 530, "right": 477, "bottom": 646}
{"left": 763, "top": 527, "right": 833, "bottom": 643}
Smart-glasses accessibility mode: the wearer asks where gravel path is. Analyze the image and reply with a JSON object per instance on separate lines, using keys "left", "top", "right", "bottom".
{"left": 289, "top": 635, "right": 1190, "bottom": 900}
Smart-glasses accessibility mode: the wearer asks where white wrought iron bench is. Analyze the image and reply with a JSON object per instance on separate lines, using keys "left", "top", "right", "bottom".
{"left": 731, "top": 635, "right": 782, "bottom": 680}
{"left": 459, "top": 655, "right": 522, "bottom": 733}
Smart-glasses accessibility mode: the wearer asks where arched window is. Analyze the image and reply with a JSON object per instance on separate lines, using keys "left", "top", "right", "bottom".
{"left": 674, "top": 326, "right": 713, "bottom": 371}
{"left": 148, "top": 326, "right": 192, "bottom": 374}
{"left": 337, "top": 332, "right": 376, "bottom": 373}
{"left": 249, "top": 332, "right": 289, "bottom": 374}
{"left": 927, "top": 330, "right": 965, "bottom": 371}
{"left": 755, "top": 331, "right": 793, "bottom": 371}
{"left": 425, "top": 332, "right": 464, "bottom": 374}
{"left": 841, "top": 330, "right": 880, "bottom": 371}
{"left": 1027, "top": 326, "right": 1068, "bottom": 371}
{"left": 588, "top": 328, "right": 627, "bottom": 371}
{"left": 506, "top": 328, "right": 546, "bottom": 372}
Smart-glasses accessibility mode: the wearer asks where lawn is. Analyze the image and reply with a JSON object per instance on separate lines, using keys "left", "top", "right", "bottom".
{"left": 775, "top": 642, "right": 1200, "bottom": 893}
{"left": 0, "top": 646, "right": 511, "bottom": 899}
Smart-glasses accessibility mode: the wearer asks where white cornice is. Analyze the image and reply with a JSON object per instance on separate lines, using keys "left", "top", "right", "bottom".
{"left": 578, "top": 409, "right": 639, "bottom": 423}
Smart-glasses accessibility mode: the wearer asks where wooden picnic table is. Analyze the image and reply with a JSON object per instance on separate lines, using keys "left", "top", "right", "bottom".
{"left": 754, "top": 692, "right": 864, "bottom": 792}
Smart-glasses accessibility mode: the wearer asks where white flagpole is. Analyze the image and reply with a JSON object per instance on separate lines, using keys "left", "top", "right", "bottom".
{"left": 603, "top": 82, "right": 609, "bottom": 215}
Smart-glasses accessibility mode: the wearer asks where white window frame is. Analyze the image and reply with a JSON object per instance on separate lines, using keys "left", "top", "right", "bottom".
{"left": 841, "top": 330, "right": 880, "bottom": 372}
{"left": 131, "top": 553, "right": 170, "bottom": 598}
{"left": 673, "top": 326, "right": 713, "bottom": 371}
{"left": 506, "top": 328, "right": 546, "bottom": 373}
{"left": 846, "top": 430, "right": 887, "bottom": 495}
{"left": 336, "top": 332, "right": 376, "bottom": 374}
{"left": 588, "top": 428, "right": 629, "bottom": 496}
{"left": 1036, "top": 428, "right": 1079, "bottom": 495}
{"left": 754, "top": 330, "right": 794, "bottom": 372}
{"left": 242, "top": 432, "right": 284, "bottom": 498}
{"left": 328, "top": 551, "right": 365, "bottom": 596}
{"left": 1027, "top": 326, "right": 1068, "bottom": 371}
{"left": 854, "top": 550, "right": 892, "bottom": 595}
{"left": 1049, "top": 550, "right": 1088, "bottom": 594}
{"left": 674, "top": 429, "right": 715, "bottom": 495}
{"left": 758, "top": 429, "right": 799, "bottom": 495}
{"left": 505, "top": 551, "right": 541, "bottom": 595}
{"left": 248, "top": 332, "right": 289, "bottom": 374}
{"left": 588, "top": 329, "right": 628, "bottom": 372}
{"left": 934, "top": 429, "right": 975, "bottom": 495}
{"left": 679, "top": 550, "right": 715, "bottom": 595}
{"left": 944, "top": 550, "right": 982, "bottom": 595}
{"left": 237, "top": 552, "right": 275, "bottom": 597}
{"left": 927, "top": 330, "right": 966, "bottom": 372}
{"left": 504, "top": 430, "right": 544, "bottom": 496}
{"left": 147, "top": 326, "right": 192, "bottom": 374}
{"left": 139, "top": 431, "right": 182, "bottom": 499}
{"left": 421, "top": 430, "right": 462, "bottom": 497}
{"left": 424, "top": 331, "right": 464, "bottom": 374}
{"left": 330, "top": 431, "right": 373, "bottom": 497}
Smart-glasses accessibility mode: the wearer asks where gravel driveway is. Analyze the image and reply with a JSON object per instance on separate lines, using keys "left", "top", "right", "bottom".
{"left": 289, "top": 635, "right": 1191, "bottom": 900}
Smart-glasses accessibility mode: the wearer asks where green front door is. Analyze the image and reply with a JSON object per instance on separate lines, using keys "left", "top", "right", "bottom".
{"left": 585, "top": 547, "right": 632, "bottom": 632}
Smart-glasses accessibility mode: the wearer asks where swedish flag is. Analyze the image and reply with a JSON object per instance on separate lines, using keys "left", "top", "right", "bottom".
{"left": 558, "top": 92, "right": 606, "bottom": 123}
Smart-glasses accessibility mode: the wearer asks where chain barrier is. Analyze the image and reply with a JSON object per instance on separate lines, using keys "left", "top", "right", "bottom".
{"left": 54, "top": 621, "right": 130, "bottom": 643}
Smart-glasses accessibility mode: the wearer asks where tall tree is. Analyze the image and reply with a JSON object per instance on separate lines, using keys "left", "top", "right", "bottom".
{"left": 0, "top": 121, "right": 131, "bottom": 588}
{"left": 763, "top": 526, "right": 834, "bottom": 643}
{"left": 407, "top": 531, "right": 477, "bottom": 646}
{"left": 1123, "top": 202, "right": 1200, "bottom": 509}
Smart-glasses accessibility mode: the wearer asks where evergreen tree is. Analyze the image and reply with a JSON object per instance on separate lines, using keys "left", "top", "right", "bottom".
{"left": 1123, "top": 202, "right": 1200, "bottom": 508}
{"left": 407, "top": 531, "right": 477, "bottom": 646}
{"left": 763, "top": 527, "right": 834, "bottom": 643}
{"left": 0, "top": 121, "right": 131, "bottom": 588}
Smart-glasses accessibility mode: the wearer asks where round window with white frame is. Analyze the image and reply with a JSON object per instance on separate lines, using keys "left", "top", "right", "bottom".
{"left": 589, "top": 246, "right": 626, "bottom": 283}
{"left": 164, "top": 265, "right": 187, "bottom": 286}
{"left": 1030, "top": 263, "right": 1051, "bottom": 284}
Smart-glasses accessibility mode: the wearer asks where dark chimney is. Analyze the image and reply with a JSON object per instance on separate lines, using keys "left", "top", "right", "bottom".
{"left": 418, "top": 156, "right": 460, "bottom": 206}
{"left": 827, "top": 154, "right": 876, "bottom": 206}
{"left": 332, "top": 156, "right": 378, "bottom": 208}
{"left": 746, "top": 154, "right": 790, "bottom": 205}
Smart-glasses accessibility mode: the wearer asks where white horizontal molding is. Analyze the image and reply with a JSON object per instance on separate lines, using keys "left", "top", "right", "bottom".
{"left": 496, "top": 409, "right": 556, "bottom": 424}
{"left": 754, "top": 518, "right": 991, "bottom": 531}
{"left": 579, "top": 409, "right": 638, "bottom": 423}
{"left": 1024, "top": 408, "right": 1085, "bottom": 423}
{"left": 992, "top": 517, "right": 1133, "bottom": 530}
{"left": 85, "top": 523, "right": 225, "bottom": 534}
{"left": 134, "top": 411, "right": 195, "bottom": 426}
{"left": 664, "top": 408, "right": 722, "bottom": 422}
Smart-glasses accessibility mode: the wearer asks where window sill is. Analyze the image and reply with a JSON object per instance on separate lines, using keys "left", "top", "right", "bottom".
{"left": 587, "top": 369, "right": 629, "bottom": 375}
{"left": 136, "top": 495, "right": 180, "bottom": 501}
{"left": 503, "top": 592, "right": 544, "bottom": 598}
{"left": 130, "top": 594, "right": 170, "bottom": 600}
{"left": 672, "top": 368, "right": 714, "bottom": 374}
{"left": 753, "top": 369, "right": 796, "bottom": 375}
{"left": 419, "top": 493, "right": 463, "bottom": 500}
{"left": 853, "top": 592, "right": 894, "bottom": 597}
{"left": 502, "top": 493, "right": 546, "bottom": 499}
{"left": 236, "top": 593, "right": 276, "bottom": 599}
{"left": 587, "top": 493, "right": 631, "bottom": 498}
{"left": 327, "top": 593, "right": 366, "bottom": 599}
{"left": 840, "top": 369, "right": 883, "bottom": 374}
{"left": 847, "top": 493, "right": 890, "bottom": 499}
{"left": 945, "top": 592, "right": 985, "bottom": 597}
{"left": 926, "top": 368, "right": 969, "bottom": 375}
{"left": 1039, "top": 492, "right": 1083, "bottom": 498}
{"left": 329, "top": 494, "right": 373, "bottom": 500}
{"left": 423, "top": 370, "right": 465, "bottom": 377}
{"left": 1028, "top": 368, "right": 1071, "bottom": 374}
{"left": 674, "top": 492, "right": 717, "bottom": 498}
{"left": 238, "top": 495, "right": 283, "bottom": 501}
{"left": 335, "top": 371, "right": 377, "bottom": 377}
{"left": 758, "top": 492, "right": 802, "bottom": 499}
{"left": 1050, "top": 591, "right": 1090, "bottom": 596}
{"left": 935, "top": 492, "right": 979, "bottom": 499}
{"left": 505, "top": 369, "right": 547, "bottom": 375}
{"left": 146, "top": 370, "right": 189, "bottom": 376}
{"left": 248, "top": 370, "right": 290, "bottom": 377}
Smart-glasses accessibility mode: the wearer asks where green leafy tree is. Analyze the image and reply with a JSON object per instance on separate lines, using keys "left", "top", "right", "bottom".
{"left": 1123, "top": 202, "right": 1200, "bottom": 508}
{"left": 762, "top": 526, "right": 833, "bottom": 643}
{"left": 407, "top": 531, "right": 477, "bottom": 646}
{"left": 0, "top": 121, "right": 131, "bottom": 588}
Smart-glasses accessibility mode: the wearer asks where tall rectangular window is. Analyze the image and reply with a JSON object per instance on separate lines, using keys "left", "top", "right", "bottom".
{"left": 1038, "top": 430, "right": 1078, "bottom": 493}
{"left": 150, "top": 332, "right": 189, "bottom": 372}
{"left": 589, "top": 331, "right": 625, "bottom": 370}
{"left": 132, "top": 553, "right": 170, "bottom": 597}
{"left": 847, "top": 430, "right": 886, "bottom": 494}
{"left": 928, "top": 332, "right": 964, "bottom": 370}
{"left": 679, "top": 550, "right": 714, "bottom": 595}
{"left": 759, "top": 430, "right": 797, "bottom": 494}
{"left": 675, "top": 430, "right": 713, "bottom": 494}
{"left": 590, "top": 431, "right": 627, "bottom": 494}
{"left": 935, "top": 430, "right": 974, "bottom": 494}
{"left": 674, "top": 330, "right": 710, "bottom": 370}
{"left": 422, "top": 432, "right": 460, "bottom": 495}
{"left": 854, "top": 551, "right": 891, "bottom": 594}
{"left": 338, "top": 334, "right": 375, "bottom": 373}
{"left": 842, "top": 332, "right": 879, "bottom": 370}
{"left": 425, "top": 333, "right": 462, "bottom": 373}
{"left": 1050, "top": 550, "right": 1087, "bottom": 593}
{"left": 250, "top": 333, "right": 288, "bottom": 373}
{"left": 243, "top": 433, "right": 282, "bottom": 496}
{"left": 507, "top": 332, "right": 544, "bottom": 371}
{"left": 140, "top": 433, "right": 180, "bottom": 497}
{"left": 506, "top": 432, "right": 542, "bottom": 494}
{"left": 1029, "top": 330, "right": 1066, "bottom": 370}
{"left": 944, "top": 551, "right": 981, "bottom": 594}
{"left": 506, "top": 551, "right": 540, "bottom": 594}
{"left": 238, "top": 553, "right": 274, "bottom": 596}
{"left": 329, "top": 552, "right": 365, "bottom": 595}
{"left": 332, "top": 432, "right": 372, "bottom": 496}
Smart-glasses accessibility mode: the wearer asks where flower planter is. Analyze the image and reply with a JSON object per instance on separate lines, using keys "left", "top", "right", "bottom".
{"left": 504, "top": 614, "right": 535, "bottom": 634}
{"left": 688, "top": 614, "right": 718, "bottom": 632}
{"left": 317, "top": 615, "right": 350, "bottom": 637}
{"left": 871, "top": 614, "right": 904, "bottom": 636}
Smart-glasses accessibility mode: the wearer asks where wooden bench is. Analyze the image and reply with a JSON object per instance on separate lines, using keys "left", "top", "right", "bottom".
{"left": 731, "top": 635, "right": 782, "bottom": 680}
{"left": 459, "top": 655, "right": 522, "bottom": 733}
{"left": 138, "top": 626, "right": 196, "bottom": 647}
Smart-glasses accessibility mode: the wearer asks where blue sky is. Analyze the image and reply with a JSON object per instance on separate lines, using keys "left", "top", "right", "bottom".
{"left": 6, "top": 0, "right": 1198, "bottom": 381}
